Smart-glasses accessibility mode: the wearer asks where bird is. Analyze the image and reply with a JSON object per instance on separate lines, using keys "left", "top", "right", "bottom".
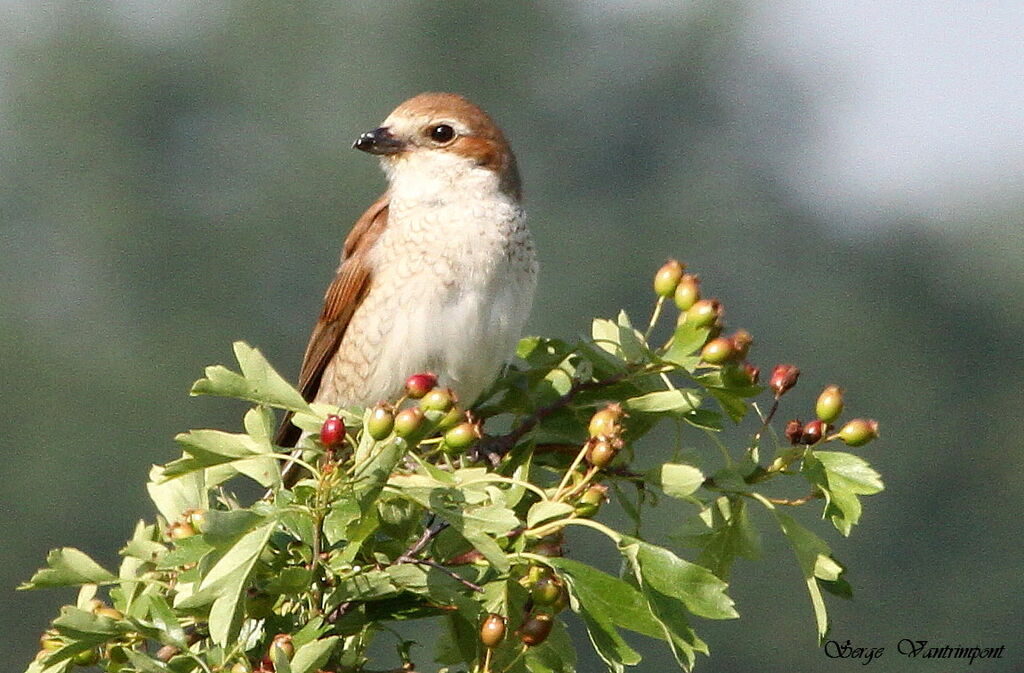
{"left": 275, "top": 92, "right": 537, "bottom": 480}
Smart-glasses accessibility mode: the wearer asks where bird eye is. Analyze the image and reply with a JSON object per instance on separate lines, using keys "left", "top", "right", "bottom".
{"left": 428, "top": 124, "right": 456, "bottom": 144}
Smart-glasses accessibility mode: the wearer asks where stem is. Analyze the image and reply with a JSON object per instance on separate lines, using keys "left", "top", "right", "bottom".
{"left": 644, "top": 296, "right": 666, "bottom": 341}
{"left": 552, "top": 444, "right": 591, "bottom": 501}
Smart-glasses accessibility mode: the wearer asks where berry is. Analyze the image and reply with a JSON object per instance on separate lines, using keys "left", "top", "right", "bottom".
{"left": 480, "top": 613, "right": 507, "bottom": 649}
{"left": 586, "top": 437, "right": 620, "bottom": 469}
{"left": 701, "top": 337, "right": 736, "bottom": 364}
{"left": 72, "top": 648, "right": 100, "bottom": 666}
{"left": 167, "top": 521, "right": 197, "bottom": 541}
{"left": 837, "top": 419, "right": 879, "bottom": 447}
{"left": 769, "top": 364, "right": 800, "bottom": 398}
{"left": 673, "top": 274, "right": 701, "bottom": 310}
{"left": 268, "top": 634, "right": 294, "bottom": 661}
{"left": 784, "top": 419, "right": 803, "bottom": 445}
{"left": 654, "top": 259, "right": 685, "bottom": 297}
{"left": 816, "top": 385, "right": 844, "bottom": 424}
{"left": 684, "top": 299, "right": 722, "bottom": 328}
{"left": 800, "top": 419, "right": 825, "bottom": 445}
{"left": 531, "top": 575, "right": 563, "bottom": 606}
{"left": 366, "top": 404, "right": 395, "bottom": 440}
{"left": 443, "top": 422, "right": 479, "bottom": 451}
{"left": 156, "top": 645, "right": 180, "bottom": 662}
{"left": 404, "top": 372, "right": 438, "bottom": 399}
{"left": 588, "top": 403, "right": 624, "bottom": 438}
{"left": 420, "top": 387, "right": 454, "bottom": 412}
{"left": 184, "top": 508, "right": 208, "bottom": 533}
{"left": 94, "top": 606, "right": 123, "bottom": 620}
{"left": 320, "top": 414, "right": 345, "bottom": 448}
{"left": 730, "top": 329, "right": 753, "bottom": 360}
{"left": 394, "top": 407, "right": 424, "bottom": 437}
{"left": 743, "top": 362, "right": 761, "bottom": 384}
{"left": 575, "top": 483, "right": 608, "bottom": 518}
{"left": 519, "top": 613, "right": 554, "bottom": 646}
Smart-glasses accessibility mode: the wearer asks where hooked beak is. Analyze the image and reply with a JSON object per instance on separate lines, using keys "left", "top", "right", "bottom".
{"left": 353, "top": 126, "right": 404, "bottom": 155}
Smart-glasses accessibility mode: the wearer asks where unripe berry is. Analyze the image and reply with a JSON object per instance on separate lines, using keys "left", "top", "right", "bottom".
{"left": 404, "top": 372, "right": 437, "bottom": 399}
{"left": 39, "top": 631, "right": 62, "bottom": 652}
{"left": 184, "top": 508, "right": 208, "bottom": 533}
{"left": 320, "top": 414, "right": 345, "bottom": 449}
{"left": 730, "top": 329, "right": 753, "bottom": 360}
{"left": 94, "top": 606, "right": 123, "bottom": 620}
{"left": 673, "top": 274, "right": 701, "bottom": 310}
{"left": 443, "top": 422, "right": 479, "bottom": 452}
{"left": 230, "top": 662, "right": 252, "bottom": 673}
{"left": 480, "top": 613, "right": 506, "bottom": 649}
{"left": 519, "top": 613, "right": 554, "bottom": 646}
{"left": 815, "top": 385, "right": 844, "bottom": 424}
{"left": 701, "top": 337, "right": 736, "bottom": 364}
{"left": 800, "top": 419, "right": 825, "bottom": 445}
{"left": 394, "top": 407, "right": 424, "bottom": 437}
{"left": 586, "top": 437, "right": 620, "bottom": 469}
{"left": 769, "top": 364, "right": 800, "bottom": 398}
{"left": 784, "top": 419, "right": 804, "bottom": 445}
{"left": 72, "top": 648, "right": 100, "bottom": 666}
{"left": 167, "top": 520, "right": 197, "bottom": 541}
{"left": 420, "top": 387, "right": 454, "bottom": 412}
{"left": 837, "top": 419, "right": 879, "bottom": 447}
{"left": 588, "top": 403, "right": 624, "bottom": 438}
{"left": 575, "top": 483, "right": 608, "bottom": 517}
{"left": 684, "top": 299, "right": 722, "bottom": 328}
{"left": 366, "top": 404, "right": 395, "bottom": 440}
{"left": 654, "top": 259, "right": 685, "bottom": 297}
{"left": 531, "top": 575, "right": 563, "bottom": 606}
{"left": 268, "top": 634, "right": 294, "bottom": 661}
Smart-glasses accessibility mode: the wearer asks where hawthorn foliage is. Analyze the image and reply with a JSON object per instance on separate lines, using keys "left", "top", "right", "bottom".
{"left": 22, "top": 261, "right": 883, "bottom": 673}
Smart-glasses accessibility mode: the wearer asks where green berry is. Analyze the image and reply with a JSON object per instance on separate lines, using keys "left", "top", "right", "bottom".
{"left": 531, "top": 576, "right": 563, "bottom": 606}
{"left": 443, "top": 422, "right": 478, "bottom": 451}
{"left": 420, "top": 387, "right": 454, "bottom": 412}
{"left": 654, "top": 259, "right": 685, "bottom": 297}
{"left": 685, "top": 298, "right": 722, "bottom": 328}
{"left": 701, "top": 336, "right": 736, "bottom": 364}
{"left": 394, "top": 407, "right": 424, "bottom": 437}
{"left": 586, "top": 438, "right": 619, "bottom": 469}
{"left": 588, "top": 403, "right": 624, "bottom": 438}
{"left": 366, "top": 405, "right": 395, "bottom": 440}
{"left": 816, "top": 385, "right": 844, "bottom": 423}
{"left": 837, "top": 419, "right": 878, "bottom": 447}
{"left": 673, "top": 274, "right": 701, "bottom": 310}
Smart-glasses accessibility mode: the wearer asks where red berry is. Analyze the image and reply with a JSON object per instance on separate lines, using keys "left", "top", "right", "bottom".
{"left": 519, "top": 613, "right": 554, "bottom": 646}
{"left": 784, "top": 419, "right": 803, "bottom": 445}
{"left": 743, "top": 363, "right": 761, "bottom": 384}
{"left": 769, "top": 364, "right": 800, "bottom": 398}
{"left": 404, "top": 372, "right": 438, "bottom": 399}
{"left": 800, "top": 419, "right": 825, "bottom": 445}
{"left": 320, "top": 414, "right": 345, "bottom": 448}
{"left": 730, "top": 329, "right": 753, "bottom": 360}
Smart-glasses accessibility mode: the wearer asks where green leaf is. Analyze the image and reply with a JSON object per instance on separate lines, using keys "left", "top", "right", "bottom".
{"left": 803, "top": 451, "right": 883, "bottom": 536}
{"left": 19, "top": 548, "right": 116, "bottom": 590}
{"left": 164, "top": 428, "right": 278, "bottom": 486}
{"left": 190, "top": 341, "right": 310, "bottom": 413}
{"left": 652, "top": 463, "right": 705, "bottom": 499}
{"left": 147, "top": 595, "right": 186, "bottom": 648}
{"left": 619, "top": 537, "right": 737, "bottom": 620}
{"left": 146, "top": 465, "right": 207, "bottom": 524}
{"left": 683, "top": 409, "right": 724, "bottom": 431}
{"left": 122, "top": 650, "right": 171, "bottom": 673}
{"left": 663, "top": 323, "right": 711, "bottom": 366}
{"left": 526, "top": 501, "right": 576, "bottom": 528}
{"left": 546, "top": 557, "right": 663, "bottom": 639}
{"left": 676, "top": 497, "right": 761, "bottom": 580}
{"left": 706, "top": 387, "right": 748, "bottom": 423}
{"left": 616, "top": 310, "right": 650, "bottom": 363}
{"left": 624, "top": 389, "right": 702, "bottom": 414}
{"left": 290, "top": 636, "right": 340, "bottom": 673}
{"left": 774, "top": 511, "right": 834, "bottom": 641}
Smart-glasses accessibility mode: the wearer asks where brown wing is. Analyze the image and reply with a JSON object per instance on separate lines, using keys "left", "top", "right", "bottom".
{"left": 275, "top": 195, "right": 390, "bottom": 449}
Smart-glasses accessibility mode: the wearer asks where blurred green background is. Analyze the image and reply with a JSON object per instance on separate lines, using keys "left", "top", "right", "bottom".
{"left": 3, "top": 2, "right": 1022, "bottom": 671}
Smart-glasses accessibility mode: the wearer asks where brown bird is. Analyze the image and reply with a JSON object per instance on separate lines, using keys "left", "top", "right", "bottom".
{"left": 276, "top": 93, "right": 537, "bottom": 478}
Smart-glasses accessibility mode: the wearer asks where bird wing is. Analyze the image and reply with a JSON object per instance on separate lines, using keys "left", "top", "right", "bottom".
{"left": 275, "top": 194, "right": 390, "bottom": 449}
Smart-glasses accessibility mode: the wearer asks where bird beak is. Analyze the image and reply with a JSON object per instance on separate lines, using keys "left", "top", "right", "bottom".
{"left": 353, "top": 126, "right": 405, "bottom": 155}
